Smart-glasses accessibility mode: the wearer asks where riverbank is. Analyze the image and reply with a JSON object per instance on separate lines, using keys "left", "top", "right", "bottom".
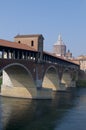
{"left": 0, "top": 78, "right": 2, "bottom": 90}
{"left": 76, "top": 80, "right": 86, "bottom": 87}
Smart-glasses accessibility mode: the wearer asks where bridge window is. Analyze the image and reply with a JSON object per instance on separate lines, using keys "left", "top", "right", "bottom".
{"left": 18, "top": 41, "right": 21, "bottom": 43}
{"left": 31, "top": 41, "right": 34, "bottom": 46}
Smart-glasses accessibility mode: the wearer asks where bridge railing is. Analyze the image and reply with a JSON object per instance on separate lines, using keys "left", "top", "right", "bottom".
{"left": 0, "top": 49, "right": 37, "bottom": 61}
{"left": 43, "top": 52, "right": 79, "bottom": 70}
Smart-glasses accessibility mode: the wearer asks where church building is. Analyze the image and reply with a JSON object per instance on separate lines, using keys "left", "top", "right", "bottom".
{"left": 53, "top": 34, "right": 72, "bottom": 59}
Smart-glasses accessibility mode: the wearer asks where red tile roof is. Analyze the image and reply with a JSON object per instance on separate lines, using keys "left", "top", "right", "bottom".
{"left": 0, "top": 39, "right": 36, "bottom": 52}
{"left": 14, "top": 34, "right": 44, "bottom": 39}
{"left": 44, "top": 51, "right": 79, "bottom": 65}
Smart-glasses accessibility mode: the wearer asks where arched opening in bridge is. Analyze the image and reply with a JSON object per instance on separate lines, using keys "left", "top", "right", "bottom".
{"left": 72, "top": 70, "right": 78, "bottom": 81}
{"left": 71, "top": 70, "right": 78, "bottom": 87}
{"left": 1, "top": 64, "right": 37, "bottom": 98}
{"left": 61, "top": 69, "right": 72, "bottom": 88}
{"left": 42, "top": 66, "right": 60, "bottom": 91}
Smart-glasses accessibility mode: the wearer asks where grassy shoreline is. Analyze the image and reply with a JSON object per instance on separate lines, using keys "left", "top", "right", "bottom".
{"left": 0, "top": 78, "right": 2, "bottom": 89}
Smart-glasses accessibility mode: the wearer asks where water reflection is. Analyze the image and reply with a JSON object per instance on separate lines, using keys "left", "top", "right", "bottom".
{"left": 55, "top": 88, "right": 86, "bottom": 130}
{"left": 1, "top": 89, "right": 76, "bottom": 130}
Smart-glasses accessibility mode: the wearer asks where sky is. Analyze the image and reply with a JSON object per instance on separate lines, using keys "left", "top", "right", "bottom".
{"left": 0, "top": 0, "right": 86, "bottom": 57}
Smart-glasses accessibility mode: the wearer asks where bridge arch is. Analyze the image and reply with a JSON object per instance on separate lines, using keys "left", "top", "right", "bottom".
{"left": 61, "top": 68, "right": 72, "bottom": 88}
{"left": 1, "top": 63, "right": 32, "bottom": 73}
{"left": 71, "top": 70, "right": 78, "bottom": 81}
{"left": 70, "top": 70, "right": 78, "bottom": 87}
{"left": 42, "top": 66, "right": 60, "bottom": 91}
{"left": 1, "top": 63, "right": 37, "bottom": 98}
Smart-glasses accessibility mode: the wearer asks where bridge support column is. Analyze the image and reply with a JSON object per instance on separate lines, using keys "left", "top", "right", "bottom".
{"left": 70, "top": 81, "right": 76, "bottom": 87}
{"left": 35, "top": 64, "right": 42, "bottom": 88}
{"left": 35, "top": 64, "right": 52, "bottom": 99}
{"left": 2, "top": 49, "right": 5, "bottom": 59}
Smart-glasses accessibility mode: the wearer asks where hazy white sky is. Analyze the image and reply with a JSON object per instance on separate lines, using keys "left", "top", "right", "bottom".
{"left": 0, "top": 0, "right": 86, "bottom": 57}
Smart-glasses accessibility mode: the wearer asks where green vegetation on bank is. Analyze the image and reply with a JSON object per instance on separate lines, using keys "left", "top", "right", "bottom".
{"left": 0, "top": 78, "right": 2, "bottom": 84}
{"left": 76, "top": 80, "right": 86, "bottom": 87}
{"left": 0, "top": 78, "right": 2, "bottom": 89}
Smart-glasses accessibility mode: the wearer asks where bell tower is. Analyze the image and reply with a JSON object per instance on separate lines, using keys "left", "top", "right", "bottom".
{"left": 14, "top": 34, "right": 44, "bottom": 61}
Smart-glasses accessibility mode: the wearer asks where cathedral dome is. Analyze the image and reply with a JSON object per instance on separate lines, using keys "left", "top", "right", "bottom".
{"left": 54, "top": 34, "right": 65, "bottom": 45}
{"left": 53, "top": 34, "right": 66, "bottom": 57}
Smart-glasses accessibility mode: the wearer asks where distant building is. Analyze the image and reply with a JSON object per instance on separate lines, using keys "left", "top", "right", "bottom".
{"left": 53, "top": 35, "right": 86, "bottom": 72}
{"left": 72, "top": 55, "right": 86, "bottom": 72}
{"left": 53, "top": 34, "right": 72, "bottom": 59}
{"left": 65, "top": 49, "right": 72, "bottom": 59}
{"left": 53, "top": 34, "right": 66, "bottom": 57}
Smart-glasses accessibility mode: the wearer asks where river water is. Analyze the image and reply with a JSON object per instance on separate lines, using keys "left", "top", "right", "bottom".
{"left": 0, "top": 87, "right": 86, "bottom": 130}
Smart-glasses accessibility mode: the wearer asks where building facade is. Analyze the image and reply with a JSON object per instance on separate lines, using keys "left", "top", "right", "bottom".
{"left": 53, "top": 34, "right": 66, "bottom": 57}
{"left": 72, "top": 55, "right": 86, "bottom": 72}
{"left": 14, "top": 34, "right": 44, "bottom": 52}
{"left": 14, "top": 34, "right": 44, "bottom": 61}
{"left": 53, "top": 34, "right": 72, "bottom": 59}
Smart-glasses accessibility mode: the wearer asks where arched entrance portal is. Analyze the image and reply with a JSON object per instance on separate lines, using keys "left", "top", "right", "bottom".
{"left": 1, "top": 63, "right": 37, "bottom": 98}
{"left": 42, "top": 66, "right": 60, "bottom": 91}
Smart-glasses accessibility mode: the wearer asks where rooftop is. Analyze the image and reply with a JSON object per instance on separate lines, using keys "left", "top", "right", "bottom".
{"left": 14, "top": 34, "right": 44, "bottom": 39}
{"left": 0, "top": 39, "right": 36, "bottom": 51}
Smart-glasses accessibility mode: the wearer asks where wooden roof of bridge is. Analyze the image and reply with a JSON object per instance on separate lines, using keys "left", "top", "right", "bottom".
{"left": 14, "top": 34, "right": 44, "bottom": 39}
